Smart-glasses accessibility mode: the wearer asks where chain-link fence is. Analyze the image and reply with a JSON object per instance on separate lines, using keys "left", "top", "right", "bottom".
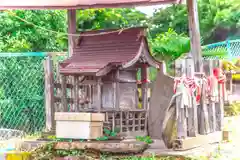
{"left": 0, "top": 53, "right": 67, "bottom": 140}
{"left": 203, "top": 39, "right": 240, "bottom": 60}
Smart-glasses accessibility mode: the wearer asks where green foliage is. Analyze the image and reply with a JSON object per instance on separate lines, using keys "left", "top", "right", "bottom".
{"left": 77, "top": 8, "right": 147, "bottom": 31}
{"left": 150, "top": 28, "right": 190, "bottom": 62}
{"left": 136, "top": 136, "right": 153, "bottom": 144}
{"left": 149, "top": 5, "right": 188, "bottom": 38}
{"left": 150, "top": 0, "right": 240, "bottom": 44}
{"left": 0, "top": 10, "right": 68, "bottom": 52}
{"left": 96, "top": 128, "right": 119, "bottom": 141}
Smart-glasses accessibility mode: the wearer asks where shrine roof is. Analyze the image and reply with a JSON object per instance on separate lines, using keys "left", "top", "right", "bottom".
{"left": 59, "top": 27, "right": 159, "bottom": 76}
{"left": 0, "top": 0, "right": 181, "bottom": 9}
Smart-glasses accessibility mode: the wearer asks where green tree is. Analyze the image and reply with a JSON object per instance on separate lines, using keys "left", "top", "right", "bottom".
{"left": 77, "top": 8, "right": 147, "bottom": 31}
{"left": 150, "top": 0, "right": 240, "bottom": 44}
{"left": 0, "top": 10, "right": 68, "bottom": 52}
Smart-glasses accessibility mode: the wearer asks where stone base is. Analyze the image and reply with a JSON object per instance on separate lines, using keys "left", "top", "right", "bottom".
{"left": 54, "top": 140, "right": 148, "bottom": 153}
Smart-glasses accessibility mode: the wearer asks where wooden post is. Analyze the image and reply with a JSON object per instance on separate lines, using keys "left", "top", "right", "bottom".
{"left": 44, "top": 55, "right": 55, "bottom": 131}
{"left": 97, "top": 77, "right": 102, "bottom": 112}
{"left": 67, "top": 9, "right": 76, "bottom": 56}
{"left": 61, "top": 75, "right": 68, "bottom": 112}
{"left": 73, "top": 76, "right": 79, "bottom": 112}
{"left": 187, "top": 0, "right": 202, "bottom": 72}
{"left": 115, "top": 70, "right": 120, "bottom": 109}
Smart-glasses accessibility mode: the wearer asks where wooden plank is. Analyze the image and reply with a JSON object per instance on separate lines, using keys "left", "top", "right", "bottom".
{"left": 54, "top": 80, "right": 98, "bottom": 89}
{"left": 44, "top": 55, "right": 55, "bottom": 131}
{"left": 60, "top": 75, "right": 68, "bottom": 111}
{"left": 185, "top": 55, "right": 198, "bottom": 137}
{"left": 176, "top": 94, "right": 187, "bottom": 139}
{"left": 225, "top": 72, "right": 232, "bottom": 94}
{"left": 209, "top": 60, "right": 216, "bottom": 132}
{"left": 137, "top": 112, "right": 141, "bottom": 131}
{"left": 216, "top": 83, "right": 224, "bottom": 131}
{"left": 175, "top": 58, "right": 187, "bottom": 139}
{"left": 67, "top": 9, "right": 76, "bottom": 56}
{"left": 187, "top": 0, "right": 203, "bottom": 72}
{"left": 216, "top": 61, "right": 224, "bottom": 131}
{"left": 199, "top": 77, "right": 210, "bottom": 134}
{"left": 120, "top": 111, "right": 123, "bottom": 132}
{"left": 132, "top": 112, "right": 136, "bottom": 131}
{"left": 112, "top": 112, "right": 115, "bottom": 132}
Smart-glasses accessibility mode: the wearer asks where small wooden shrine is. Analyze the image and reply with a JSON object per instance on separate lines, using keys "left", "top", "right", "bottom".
{"left": 58, "top": 27, "right": 159, "bottom": 137}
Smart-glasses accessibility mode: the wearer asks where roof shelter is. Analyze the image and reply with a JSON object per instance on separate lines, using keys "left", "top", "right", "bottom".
{"left": 59, "top": 27, "right": 159, "bottom": 75}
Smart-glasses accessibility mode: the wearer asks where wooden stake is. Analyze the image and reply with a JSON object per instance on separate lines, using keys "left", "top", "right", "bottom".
{"left": 185, "top": 54, "right": 198, "bottom": 137}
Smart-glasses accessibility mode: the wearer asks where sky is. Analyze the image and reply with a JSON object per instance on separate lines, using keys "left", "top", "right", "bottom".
{"left": 136, "top": 5, "right": 169, "bottom": 16}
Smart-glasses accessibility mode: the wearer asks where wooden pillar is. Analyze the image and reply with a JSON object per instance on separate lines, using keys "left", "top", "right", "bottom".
{"left": 141, "top": 64, "right": 149, "bottom": 110}
{"left": 61, "top": 75, "right": 68, "bottom": 112}
{"left": 187, "top": 0, "right": 202, "bottom": 72}
{"left": 115, "top": 70, "right": 120, "bottom": 109}
{"left": 73, "top": 76, "right": 79, "bottom": 112}
{"left": 67, "top": 9, "right": 76, "bottom": 56}
{"left": 97, "top": 77, "right": 102, "bottom": 112}
{"left": 44, "top": 55, "right": 55, "bottom": 131}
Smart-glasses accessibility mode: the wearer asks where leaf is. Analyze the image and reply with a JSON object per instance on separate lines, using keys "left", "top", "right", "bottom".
{"left": 103, "top": 128, "right": 111, "bottom": 135}
{"left": 96, "top": 136, "right": 108, "bottom": 141}
{"left": 110, "top": 132, "right": 117, "bottom": 137}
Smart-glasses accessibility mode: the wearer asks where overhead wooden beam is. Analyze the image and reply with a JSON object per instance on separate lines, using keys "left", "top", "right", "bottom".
{"left": 187, "top": 0, "right": 202, "bottom": 72}
{"left": 67, "top": 9, "right": 76, "bottom": 56}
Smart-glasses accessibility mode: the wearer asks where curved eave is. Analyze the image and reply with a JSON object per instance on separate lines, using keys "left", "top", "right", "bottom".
{"left": 121, "top": 40, "right": 144, "bottom": 69}
{"left": 122, "top": 38, "right": 161, "bottom": 69}
{"left": 0, "top": 0, "right": 181, "bottom": 10}
{"left": 142, "top": 38, "right": 160, "bottom": 69}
